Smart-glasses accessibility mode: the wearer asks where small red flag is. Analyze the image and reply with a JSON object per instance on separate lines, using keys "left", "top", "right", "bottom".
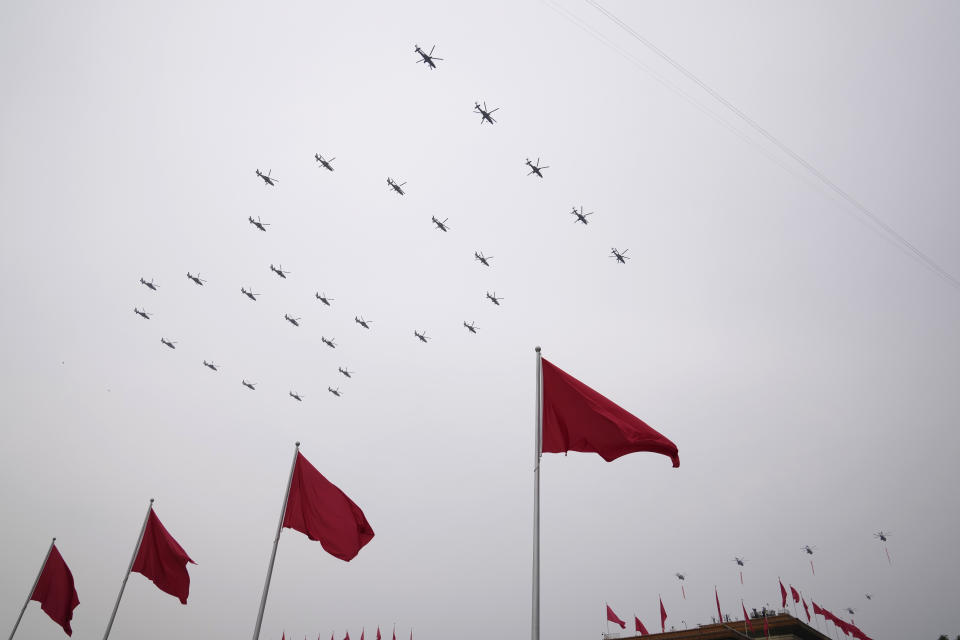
{"left": 742, "top": 602, "right": 753, "bottom": 632}
{"left": 779, "top": 579, "right": 787, "bottom": 607}
{"left": 659, "top": 597, "right": 667, "bottom": 632}
{"left": 634, "top": 616, "right": 648, "bottom": 635}
{"left": 541, "top": 358, "right": 679, "bottom": 466}
{"left": 790, "top": 585, "right": 800, "bottom": 604}
{"left": 343, "top": 632, "right": 350, "bottom": 640}
{"left": 801, "top": 597, "right": 810, "bottom": 622}
{"left": 132, "top": 508, "right": 195, "bottom": 604}
{"left": 377, "top": 628, "right": 381, "bottom": 640}
{"left": 361, "top": 629, "right": 365, "bottom": 640}
{"left": 392, "top": 629, "right": 396, "bottom": 640}
{"left": 763, "top": 614, "right": 769, "bottom": 637}
{"left": 606, "top": 604, "right": 626, "bottom": 629}
{"left": 715, "top": 587, "right": 722, "bottom": 622}
{"left": 30, "top": 543, "right": 79, "bottom": 636}
{"left": 812, "top": 601, "right": 824, "bottom": 617}
{"left": 283, "top": 452, "right": 375, "bottom": 561}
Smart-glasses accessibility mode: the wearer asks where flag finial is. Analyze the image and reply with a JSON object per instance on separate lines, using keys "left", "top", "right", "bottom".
{"left": 296, "top": 441, "right": 301, "bottom": 448}
{"left": 149, "top": 498, "right": 154, "bottom": 504}
{"left": 535, "top": 346, "right": 541, "bottom": 352}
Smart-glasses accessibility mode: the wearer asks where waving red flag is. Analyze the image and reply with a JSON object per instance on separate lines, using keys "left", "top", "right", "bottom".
{"left": 790, "top": 585, "right": 800, "bottom": 604}
{"left": 132, "top": 508, "right": 195, "bottom": 604}
{"left": 779, "top": 579, "right": 788, "bottom": 607}
{"left": 361, "top": 629, "right": 365, "bottom": 640}
{"left": 606, "top": 604, "right": 626, "bottom": 629}
{"left": 541, "top": 358, "right": 679, "bottom": 466}
{"left": 283, "top": 452, "right": 375, "bottom": 561}
{"left": 634, "top": 616, "right": 648, "bottom": 635}
{"left": 741, "top": 603, "right": 753, "bottom": 632}
{"left": 30, "top": 543, "right": 79, "bottom": 636}
{"left": 812, "top": 601, "right": 824, "bottom": 617}
{"left": 659, "top": 597, "right": 667, "bottom": 632}
{"left": 377, "top": 628, "right": 381, "bottom": 640}
{"left": 801, "top": 597, "right": 810, "bottom": 622}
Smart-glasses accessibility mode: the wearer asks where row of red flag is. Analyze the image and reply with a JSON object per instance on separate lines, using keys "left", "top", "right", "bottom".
{"left": 281, "top": 627, "right": 413, "bottom": 640}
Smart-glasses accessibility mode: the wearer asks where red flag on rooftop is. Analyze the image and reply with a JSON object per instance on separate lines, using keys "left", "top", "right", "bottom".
{"left": 801, "top": 597, "right": 810, "bottom": 622}
{"left": 283, "top": 452, "right": 375, "bottom": 561}
{"left": 30, "top": 542, "right": 80, "bottom": 636}
{"left": 742, "top": 602, "right": 753, "bottom": 633}
{"left": 377, "top": 627, "right": 381, "bottom": 640}
{"left": 812, "top": 601, "right": 824, "bottom": 617}
{"left": 659, "top": 597, "right": 667, "bottom": 633}
{"left": 634, "top": 616, "right": 648, "bottom": 636}
{"left": 343, "top": 631, "right": 350, "bottom": 640}
{"left": 790, "top": 585, "right": 800, "bottom": 604}
{"left": 606, "top": 604, "right": 626, "bottom": 629}
{"left": 540, "top": 358, "right": 679, "bottom": 466}
{"left": 763, "top": 613, "right": 769, "bottom": 638}
{"left": 779, "top": 579, "right": 788, "bottom": 607}
{"left": 715, "top": 587, "right": 722, "bottom": 622}
{"left": 132, "top": 507, "right": 195, "bottom": 604}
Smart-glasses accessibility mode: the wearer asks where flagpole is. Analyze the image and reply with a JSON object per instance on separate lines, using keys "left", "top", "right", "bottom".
{"left": 252, "top": 442, "right": 300, "bottom": 640}
{"left": 531, "top": 346, "right": 542, "bottom": 640}
{"left": 7, "top": 537, "right": 56, "bottom": 640}
{"left": 102, "top": 498, "right": 154, "bottom": 640}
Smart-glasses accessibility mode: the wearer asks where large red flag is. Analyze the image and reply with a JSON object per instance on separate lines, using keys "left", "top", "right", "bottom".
{"left": 790, "top": 585, "right": 800, "bottom": 604}
{"left": 634, "top": 616, "right": 648, "bottom": 636}
{"left": 606, "top": 604, "right": 626, "bottom": 629}
{"left": 715, "top": 587, "right": 722, "bottom": 622}
{"left": 283, "top": 452, "right": 375, "bottom": 561}
{"left": 741, "top": 603, "right": 753, "bottom": 632}
{"left": 540, "top": 358, "right": 679, "bottom": 466}
{"left": 779, "top": 579, "right": 788, "bottom": 607}
{"left": 30, "top": 543, "right": 79, "bottom": 636}
{"left": 132, "top": 508, "right": 195, "bottom": 604}
{"left": 659, "top": 597, "right": 667, "bottom": 632}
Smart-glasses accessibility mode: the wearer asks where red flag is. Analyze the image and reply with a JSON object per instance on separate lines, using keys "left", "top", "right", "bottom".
{"left": 659, "top": 597, "right": 667, "bottom": 632}
{"left": 606, "top": 604, "right": 626, "bottom": 629}
{"left": 801, "top": 597, "right": 810, "bottom": 622}
{"left": 343, "top": 632, "right": 350, "bottom": 640}
{"left": 132, "top": 508, "right": 195, "bottom": 604}
{"left": 377, "top": 628, "right": 381, "bottom": 640}
{"left": 763, "top": 614, "right": 769, "bottom": 637}
{"left": 779, "top": 579, "right": 787, "bottom": 607}
{"left": 790, "top": 585, "right": 800, "bottom": 604}
{"left": 283, "top": 452, "right": 375, "bottom": 561}
{"left": 361, "top": 629, "right": 365, "bottom": 640}
{"left": 634, "top": 616, "right": 648, "bottom": 635}
{"left": 392, "top": 629, "right": 396, "bottom": 640}
{"left": 30, "top": 543, "right": 79, "bottom": 636}
{"left": 715, "top": 587, "right": 722, "bottom": 622}
{"left": 541, "top": 358, "right": 679, "bottom": 466}
{"left": 742, "top": 603, "right": 753, "bottom": 632}
{"left": 812, "top": 601, "right": 824, "bottom": 617}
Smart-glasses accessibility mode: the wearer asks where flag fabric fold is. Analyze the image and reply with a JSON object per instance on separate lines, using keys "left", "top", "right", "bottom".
{"left": 801, "top": 597, "right": 810, "bottom": 622}
{"left": 30, "top": 543, "right": 80, "bottom": 636}
{"left": 132, "top": 508, "right": 195, "bottom": 604}
{"left": 283, "top": 452, "right": 375, "bottom": 561}
{"left": 634, "top": 616, "right": 648, "bottom": 636}
{"left": 779, "top": 579, "right": 788, "bottom": 607}
{"left": 606, "top": 604, "right": 626, "bottom": 629}
{"left": 790, "top": 585, "right": 800, "bottom": 604}
{"left": 540, "top": 358, "right": 679, "bottom": 466}
{"left": 659, "top": 597, "right": 667, "bottom": 632}
{"left": 742, "top": 602, "right": 753, "bottom": 632}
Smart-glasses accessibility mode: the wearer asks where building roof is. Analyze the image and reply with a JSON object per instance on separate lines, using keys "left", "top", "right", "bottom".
{"left": 615, "top": 613, "right": 832, "bottom": 640}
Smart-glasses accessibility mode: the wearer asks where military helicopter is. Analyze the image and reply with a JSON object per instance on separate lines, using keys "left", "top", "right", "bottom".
{"left": 610, "top": 248, "right": 630, "bottom": 263}
{"left": 328, "top": 386, "right": 342, "bottom": 397}
{"left": 354, "top": 316, "right": 372, "bottom": 329}
{"left": 248, "top": 216, "right": 270, "bottom": 232}
{"left": 321, "top": 336, "right": 336, "bottom": 349}
{"left": 474, "top": 101, "right": 498, "bottom": 124}
{"left": 133, "top": 307, "right": 151, "bottom": 319}
{"left": 873, "top": 531, "right": 890, "bottom": 542}
{"left": 431, "top": 216, "right": 450, "bottom": 232}
{"left": 139, "top": 277, "right": 158, "bottom": 291}
{"left": 387, "top": 177, "right": 406, "bottom": 195}
{"left": 571, "top": 206, "right": 593, "bottom": 224}
{"left": 414, "top": 44, "right": 443, "bottom": 69}
{"left": 802, "top": 545, "right": 816, "bottom": 555}
{"left": 202, "top": 360, "right": 219, "bottom": 371}
{"left": 315, "top": 292, "right": 333, "bottom": 306}
{"left": 486, "top": 291, "right": 503, "bottom": 306}
{"left": 242, "top": 380, "right": 256, "bottom": 390}
{"left": 284, "top": 314, "right": 301, "bottom": 327}
{"left": 289, "top": 391, "right": 303, "bottom": 402}
{"left": 241, "top": 287, "right": 260, "bottom": 301}
{"left": 463, "top": 321, "right": 478, "bottom": 334}
{"left": 474, "top": 251, "right": 493, "bottom": 267}
{"left": 675, "top": 572, "right": 688, "bottom": 599}
{"left": 675, "top": 573, "right": 687, "bottom": 581}
{"left": 844, "top": 608, "right": 856, "bottom": 616}
{"left": 314, "top": 154, "right": 335, "bottom": 171}
{"left": 187, "top": 272, "right": 206, "bottom": 286}
{"left": 864, "top": 594, "right": 873, "bottom": 601}
{"left": 255, "top": 169, "right": 278, "bottom": 186}
{"left": 525, "top": 157, "right": 548, "bottom": 178}
{"left": 269, "top": 264, "right": 290, "bottom": 279}
{"left": 414, "top": 330, "right": 430, "bottom": 343}
{"left": 733, "top": 557, "right": 747, "bottom": 567}
{"left": 160, "top": 337, "right": 176, "bottom": 349}
{"left": 338, "top": 367, "right": 353, "bottom": 378}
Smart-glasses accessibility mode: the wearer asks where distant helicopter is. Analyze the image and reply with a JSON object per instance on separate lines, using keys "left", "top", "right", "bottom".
{"left": 675, "top": 573, "right": 686, "bottom": 581}
{"left": 474, "top": 101, "right": 498, "bottom": 124}
{"left": 571, "top": 206, "right": 593, "bottom": 225}
{"left": 675, "top": 572, "right": 687, "bottom": 599}
{"left": 355, "top": 317, "right": 372, "bottom": 329}
{"left": 241, "top": 287, "right": 260, "bottom": 301}
{"left": 202, "top": 360, "right": 219, "bottom": 371}
{"left": 242, "top": 380, "right": 256, "bottom": 390}
{"left": 134, "top": 307, "right": 151, "bottom": 320}
{"left": 610, "top": 248, "right": 630, "bottom": 263}
{"left": 321, "top": 336, "right": 336, "bottom": 349}
{"left": 314, "top": 154, "right": 335, "bottom": 172}
{"left": 864, "top": 594, "right": 873, "bottom": 601}
{"left": 248, "top": 216, "right": 270, "bottom": 232}
{"left": 802, "top": 545, "right": 816, "bottom": 555}
{"left": 844, "top": 608, "right": 856, "bottom": 616}
{"left": 160, "top": 337, "right": 176, "bottom": 349}
{"left": 733, "top": 557, "right": 747, "bottom": 567}
{"left": 139, "top": 277, "right": 158, "bottom": 291}
{"left": 269, "top": 264, "right": 290, "bottom": 279}
{"left": 328, "top": 386, "right": 342, "bottom": 397}
{"left": 315, "top": 292, "right": 333, "bottom": 306}
{"left": 431, "top": 216, "right": 450, "bottom": 232}
{"left": 255, "top": 169, "right": 278, "bottom": 186}
{"left": 187, "top": 272, "right": 206, "bottom": 286}
{"left": 525, "top": 157, "right": 548, "bottom": 178}
{"left": 486, "top": 291, "right": 502, "bottom": 306}
{"left": 338, "top": 367, "right": 354, "bottom": 379}
{"left": 284, "top": 314, "right": 301, "bottom": 327}
{"left": 414, "top": 44, "right": 443, "bottom": 69}
{"left": 463, "top": 321, "right": 478, "bottom": 334}
{"left": 414, "top": 330, "right": 430, "bottom": 343}
{"left": 289, "top": 391, "right": 303, "bottom": 402}
{"left": 387, "top": 177, "right": 406, "bottom": 195}
{"left": 873, "top": 531, "right": 890, "bottom": 542}
{"left": 474, "top": 251, "right": 493, "bottom": 267}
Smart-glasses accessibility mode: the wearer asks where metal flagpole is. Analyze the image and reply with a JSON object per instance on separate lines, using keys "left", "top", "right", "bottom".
{"left": 252, "top": 442, "right": 300, "bottom": 640}
{"left": 102, "top": 498, "right": 154, "bottom": 640}
{"left": 531, "top": 347, "right": 542, "bottom": 640}
{"left": 7, "top": 537, "right": 56, "bottom": 640}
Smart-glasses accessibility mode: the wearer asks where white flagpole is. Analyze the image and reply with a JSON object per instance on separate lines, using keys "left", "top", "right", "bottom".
{"left": 531, "top": 346, "right": 542, "bottom": 640}
{"left": 102, "top": 498, "right": 154, "bottom": 640}
{"left": 7, "top": 537, "right": 56, "bottom": 640}
{"left": 252, "top": 441, "right": 300, "bottom": 640}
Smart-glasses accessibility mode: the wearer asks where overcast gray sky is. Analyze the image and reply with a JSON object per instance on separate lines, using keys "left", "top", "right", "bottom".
{"left": 2, "top": 1, "right": 959, "bottom": 639}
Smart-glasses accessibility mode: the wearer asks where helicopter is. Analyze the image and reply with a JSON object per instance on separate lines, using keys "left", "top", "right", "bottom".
{"left": 284, "top": 314, "right": 301, "bottom": 327}
{"left": 463, "top": 321, "right": 478, "bottom": 334}
{"left": 248, "top": 216, "right": 270, "bottom": 232}
{"left": 414, "top": 330, "right": 430, "bottom": 343}
{"left": 242, "top": 380, "right": 256, "bottom": 390}
{"left": 241, "top": 287, "right": 260, "bottom": 301}
{"left": 864, "top": 594, "right": 873, "bottom": 601}
{"left": 387, "top": 177, "right": 406, "bottom": 195}
{"left": 486, "top": 291, "right": 503, "bottom": 306}
{"left": 355, "top": 316, "right": 372, "bottom": 329}
{"left": 571, "top": 206, "right": 593, "bottom": 225}
{"left": 139, "top": 277, "right": 158, "bottom": 291}
{"left": 525, "top": 157, "right": 549, "bottom": 178}
{"left": 321, "top": 336, "right": 336, "bottom": 349}
{"left": 315, "top": 292, "right": 333, "bottom": 306}
{"left": 474, "top": 251, "right": 493, "bottom": 267}
{"left": 873, "top": 531, "right": 890, "bottom": 542}
{"left": 733, "top": 557, "right": 747, "bottom": 567}
{"left": 255, "top": 169, "right": 278, "bottom": 186}
{"left": 134, "top": 307, "right": 151, "bottom": 320}
{"left": 474, "top": 101, "right": 498, "bottom": 124}
{"left": 202, "top": 360, "right": 219, "bottom": 371}
{"left": 431, "top": 216, "right": 450, "bottom": 232}
{"left": 338, "top": 367, "right": 354, "bottom": 378}
{"left": 675, "top": 573, "right": 686, "bottom": 581}
{"left": 802, "top": 545, "right": 816, "bottom": 555}
{"left": 314, "top": 154, "right": 335, "bottom": 171}
{"left": 289, "top": 391, "right": 303, "bottom": 402}
{"left": 414, "top": 44, "right": 443, "bottom": 69}
{"left": 610, "top": 248, "right": 630, "bottom": 263}
{"left": 328, "top": 386, "right": 342, "bottom": 397}
{"left": 269, "top": 264, "right": 290, "bottom": 279}
{"left": 844, "top": 608, "right": 856, "bottom": 616}
{"left": 160, "top": 337, "right": 176, "bottom": 349}
{"left": 187, "top": 272, "right": 206, "bottom": 286}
